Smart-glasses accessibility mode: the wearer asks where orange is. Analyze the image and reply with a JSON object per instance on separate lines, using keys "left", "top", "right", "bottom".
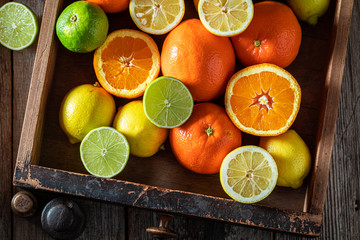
{"left": 161, "top": 19, "right": 235, "bottom": 101}
{"left": 231, "top": 1, "right": 302, "bottom": 68}
{"left": 169, "top": 102, "right": 242, "bottom": 174}
{"left": 86, "top": 0, "right": 130, "bottom": 13}
{"left": 225, "top": 63, "right": 301, "bottom": 136}
{"left": 94, "top": 29, "right": 160, "bottom": 98}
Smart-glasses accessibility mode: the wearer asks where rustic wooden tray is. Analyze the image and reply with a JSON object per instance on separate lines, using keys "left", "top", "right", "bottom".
{"left": 13, "top": 0, "right": 354, "bottom": 236}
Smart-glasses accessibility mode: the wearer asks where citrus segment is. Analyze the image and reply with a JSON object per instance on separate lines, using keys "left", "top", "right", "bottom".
{"left": 80, "top": 127, "right": 130, "bottom": 178}
{"left": 225, "top": 63, "right": 301, "bottom": 136}
{"left": 198, "top": 0, "right": 254, "bottom": 37}
{"left": 143, "top": 76, "right": 193, "bottom": 128}
{"left": 94, "top": 29, "right": 160, "bottom": 98}
{"left": 129, "top": 0, "right": 185, "bottom": 35}
{"left": 220, "top": 146, "right": 278, "bottom": 203}
{"left": 0, "top": 2, "right": 39, "bottom": 50}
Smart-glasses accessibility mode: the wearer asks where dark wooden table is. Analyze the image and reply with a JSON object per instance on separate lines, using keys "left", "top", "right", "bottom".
{"left": 1, "top": 0, "right": 359, "bottom": 239}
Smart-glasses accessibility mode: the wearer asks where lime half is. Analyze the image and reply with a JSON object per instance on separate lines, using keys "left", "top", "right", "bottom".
{"left": 0, "top": 2, "right": 39, "bottom": 50}
{"left": 143, "top": 76, "right": 193, "bottom": 128}
{"left": 220, "top": 146, "right": 278, "bottom": 204}
{"left": 80, "top": 127, "right": 130, "bottom": 178}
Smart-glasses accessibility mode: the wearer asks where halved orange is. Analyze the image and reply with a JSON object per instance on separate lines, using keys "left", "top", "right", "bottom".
{"left": 225, "top": 63, "right": 301, "bottom": 136}
{"left": 94, "top": 29, "right": 160, "bottom": 98}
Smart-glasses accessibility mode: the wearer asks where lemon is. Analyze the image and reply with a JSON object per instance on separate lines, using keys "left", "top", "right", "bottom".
{"left": 56, "top": 1, "right": 109, "bottom": 53}
{"left": 59, "top": 83, "right": 116, "bottom": 144}
{"left": 220, "top": 146, "right": 278, "bottom": 204}
{"left": 129, "top": 0, "right": 185, "bottom": 35}
{"left": 198, "top": 0, "right": 254, "bottom": 37}
{"left": 287, "top": 0, "right": 330, "bottom": 25}
{"left": 113, "top": 100, "right": 168, "bottom": 158}
{"left": 259, "top": 130, "right": 311, "bottom": 189}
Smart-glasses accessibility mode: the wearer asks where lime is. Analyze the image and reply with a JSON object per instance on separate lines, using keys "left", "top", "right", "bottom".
{"left": 80, "top": 127, "right": 130, "bottom": 178}
{"left": 220, "top": 146, "right": 278, "bottom": 204}
{"left": 143, "top": 76, "right": 193, "bottom": 128}
{"left": 0, "top": 2, "right": 39, "bottom": 50}
{"left": 259, "top": 130, "right": 311, "bottom": 189}
{"left": 56, "top": 1, "right": 109, "bottom": 53}
{"left": 59, "top": 83, "right": 116, "bottom": 144}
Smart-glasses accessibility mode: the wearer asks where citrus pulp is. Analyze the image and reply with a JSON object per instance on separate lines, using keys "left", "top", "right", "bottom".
{"left": 0, "top": 2, "right": 39, "bottom": 50}
{"left": 220, "top": 145, "right": 278, "bottom": 203}
{"left": 80, "top": 127, "right": 130, "bottom": 178}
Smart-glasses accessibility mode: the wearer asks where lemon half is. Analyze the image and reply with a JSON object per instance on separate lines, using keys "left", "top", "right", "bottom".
{"left": 220, "top": 146, "right": 278, "bottom": 204}
{"left": 198, "top": 0, "right": 254, "bottom": 37}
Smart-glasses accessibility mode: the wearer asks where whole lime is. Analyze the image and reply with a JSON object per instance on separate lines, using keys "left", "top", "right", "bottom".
{"left": 59, "top": 83, "right": 116, "bottom": 144}
{"left": 56, "top": 1, "right": 109, "bottom": 53}
{"left": 287, "top": 0, "right": 330, "bottom": 25}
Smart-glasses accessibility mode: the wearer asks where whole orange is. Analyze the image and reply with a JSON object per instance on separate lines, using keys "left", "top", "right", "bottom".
{"left": 169, "top": 102, "right": 242, "bottom": 174}
{"left": 231, "top": 1, "right": 302, "bottom": 68}
{"left": 86, "top": 0, "right": 129, "bottom": 13}
{"left": 161, "top": 19, "right": 235, "bottom": 101}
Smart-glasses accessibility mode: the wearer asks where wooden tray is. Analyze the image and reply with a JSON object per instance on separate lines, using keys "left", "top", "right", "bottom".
{"left": 13, "top": 0, "right": 354, "bottom": 236}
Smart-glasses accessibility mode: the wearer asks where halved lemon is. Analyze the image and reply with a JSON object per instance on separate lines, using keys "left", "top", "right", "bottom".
{"left": 220, "top": 146, "right": 278, "bottom": 204}
{"left": 198, "top": 0, "right": 254, "bottom": 37}
{"left": 129, "top": 0, "right": 185, "bottom": 35}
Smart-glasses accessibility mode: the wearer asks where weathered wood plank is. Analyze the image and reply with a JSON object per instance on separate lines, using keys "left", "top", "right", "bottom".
{"left": 11, "top": 0, "right": 48, "bottom": 239}
{"left": 127, "top": 207, "right": 274, "bottom": 239}
{"left": 0, "top": 1, "right": 13, "bottom": 239}
{"left": 12, "top": 191, "right": 127, "bottom": 240}
{"left": 274, "top": 2, "right": 360, "bottom": 240}
{"left": 8, "top": 0, "right": 359, "bottom": 240}
{"left": 321, "top": 0, "right": 360, "bottom": 238}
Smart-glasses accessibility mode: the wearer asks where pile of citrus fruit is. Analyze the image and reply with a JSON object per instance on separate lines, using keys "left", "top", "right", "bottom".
{"left": 31, "top": 0, "right": 327, "bottom": 204}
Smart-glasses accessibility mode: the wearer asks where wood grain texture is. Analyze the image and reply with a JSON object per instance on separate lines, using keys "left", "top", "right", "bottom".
{"left": 5, "top": 0, "right": 359, "bottom": 240}
{"left": 12, "top": 191, "right": 127, "bottom": 240}
{"left": 0, "top": 0, "right": 12, "bottom": 238}
{"left": 11, "top": 0, "right": 48, "bottom": 239}
{"left": 307, "top": 0, "right": 355, "bottom": 214}
{"left": 128, "top": 207, "right": 274, "bottom": 240}
{"left": 321, "top": 0, "right": 360, "bottom": 238}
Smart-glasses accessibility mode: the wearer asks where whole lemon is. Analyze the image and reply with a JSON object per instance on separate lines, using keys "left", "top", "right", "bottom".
{"left": 259, "top": 130, "right": 311, "bottom": 189}
{"left": 113, "top": 100, "right": 168, "bottom": 158}
{"left": 59, "top": 83, "right": 116, "bottom": 144}
{"left": 287, "top": 0, "right": 330, "bottom": 25}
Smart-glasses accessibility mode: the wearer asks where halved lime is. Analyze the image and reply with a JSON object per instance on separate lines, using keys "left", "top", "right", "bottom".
{"left": 143, "top": 76, "right": 194, "bottom": 128}
{"left": 220, "top": 146, "right": 278, "bottom": 204}
{"left": 0, "top": 2, "right": 39, "bottom": 50}
{"left": 80, "top": 127, "right": 130, "bottom": 178}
